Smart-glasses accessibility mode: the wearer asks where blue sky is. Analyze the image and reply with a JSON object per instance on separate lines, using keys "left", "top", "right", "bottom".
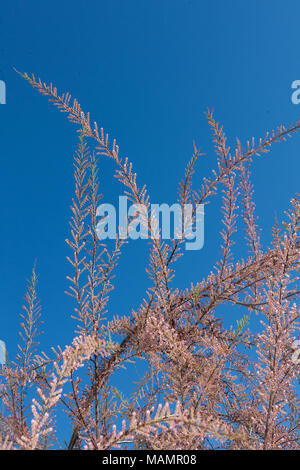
{"left": 0, "top": 0, "right": 300, "bottom": 444}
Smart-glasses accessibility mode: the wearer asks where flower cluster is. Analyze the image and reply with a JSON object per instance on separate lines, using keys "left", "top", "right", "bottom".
{"left": 0, "top": 72, "right": 299, "bottom": 449}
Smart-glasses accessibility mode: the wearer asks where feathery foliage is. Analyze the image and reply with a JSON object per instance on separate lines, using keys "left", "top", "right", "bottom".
{"left": 0, "top": 72, "right": 299, "bottom": 449}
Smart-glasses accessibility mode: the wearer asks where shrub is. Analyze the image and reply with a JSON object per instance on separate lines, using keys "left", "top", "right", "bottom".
{"left": 0, "top": 72, "right": 299, "bottom": 450}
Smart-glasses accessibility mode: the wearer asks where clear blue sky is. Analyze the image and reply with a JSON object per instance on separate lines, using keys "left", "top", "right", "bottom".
{"left": 0, "top": 0, "right": 300, "bottom": 444}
